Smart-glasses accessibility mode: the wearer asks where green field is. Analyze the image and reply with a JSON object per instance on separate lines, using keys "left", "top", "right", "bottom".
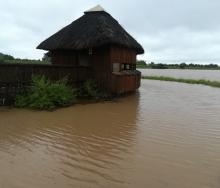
{"left": 142, "top": 76, "right": 220, "bottom": 88}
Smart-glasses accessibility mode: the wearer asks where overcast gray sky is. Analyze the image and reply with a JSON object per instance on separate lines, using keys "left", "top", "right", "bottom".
{"left": 1, "top": 0, "right": 220, "bottom": 64}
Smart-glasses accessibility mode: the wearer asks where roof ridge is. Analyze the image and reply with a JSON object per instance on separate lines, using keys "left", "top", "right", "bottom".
{"left": 84, "top": 5, "right": 106, "bottom": 13}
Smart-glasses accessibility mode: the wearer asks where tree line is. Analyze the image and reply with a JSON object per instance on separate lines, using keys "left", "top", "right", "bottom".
{"left": 137, "top": 60, "right": 220, "bottom": 70}
{"left": 0, "top": 52, "right": 50, "bottom": 64}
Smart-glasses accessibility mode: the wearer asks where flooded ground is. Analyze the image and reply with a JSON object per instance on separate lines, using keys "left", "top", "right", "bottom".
{"left": 139, "top": 69, "right": 220, "bottom": 81}
{"left": 0, "top": 80, "right": 220, "bottom": 188}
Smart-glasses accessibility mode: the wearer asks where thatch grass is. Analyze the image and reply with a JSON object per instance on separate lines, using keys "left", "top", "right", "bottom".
{"left": 142, "top": 76, "right": 220, "bottom": 88}
{"left": 37, "top": 11, "right": 144, "bottom": 54}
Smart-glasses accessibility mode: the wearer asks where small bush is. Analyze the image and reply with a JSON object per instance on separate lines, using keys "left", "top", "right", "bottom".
{"left": 79, "top": 79, "right": 100, "bottom": 98}
{"left": 78, "top": 79, "right": 113, "bottom": 100}
{"left": 15, "top": 76, "right": 77, "bottom": 110}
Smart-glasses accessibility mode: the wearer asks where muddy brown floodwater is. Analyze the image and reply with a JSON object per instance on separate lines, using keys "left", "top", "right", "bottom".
{"left": 140, "top": 69, "right": 220, "bottom": 81}
{"left": 0, "top": 80, "right": 220, "bottom": 188}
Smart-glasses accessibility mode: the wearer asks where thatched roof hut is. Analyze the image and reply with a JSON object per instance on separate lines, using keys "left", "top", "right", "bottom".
{"left": 37, "top": 5, "right": 144, "bottom": 94}
{"left": 37, "top": 5, "right": 144, "bottom": 54}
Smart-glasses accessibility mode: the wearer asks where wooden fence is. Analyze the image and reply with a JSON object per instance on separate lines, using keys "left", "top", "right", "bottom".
{"left": 0, "top": 63, "right": 90, "bottom": 105}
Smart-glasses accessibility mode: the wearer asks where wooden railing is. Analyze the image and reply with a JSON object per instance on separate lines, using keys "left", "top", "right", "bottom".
{"left": 111, "top": 70, "right": 141, "bottom": 94}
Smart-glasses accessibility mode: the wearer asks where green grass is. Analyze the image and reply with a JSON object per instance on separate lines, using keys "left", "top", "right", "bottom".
{"left": 3, "top": 59, "right": 50, "bottom": 64}
{"left": 142, "top": 76, "right": 220, "bottom": 88}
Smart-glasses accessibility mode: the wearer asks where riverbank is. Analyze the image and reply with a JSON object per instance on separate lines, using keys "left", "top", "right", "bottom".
{"left": 142, "top": 76, "right": 220, "bottom": 88}
{"left": 136, "top": 61, "right": 220, "bottom": 70}
{"left": 137, "top": 67, "right": 220, "bottom": 70}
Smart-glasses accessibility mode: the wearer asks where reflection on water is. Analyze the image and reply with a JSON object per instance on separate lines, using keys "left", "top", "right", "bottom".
{"left": 0, "top": 80, "right": 220, "bottom": 188}
{"left": 139, "top": 69, "right": 220, "bottom": 81}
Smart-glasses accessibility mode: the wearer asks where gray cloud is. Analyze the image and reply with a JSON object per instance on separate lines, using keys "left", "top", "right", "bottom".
{"left": 0, "top": 0, "right": 220, "bottom": 64}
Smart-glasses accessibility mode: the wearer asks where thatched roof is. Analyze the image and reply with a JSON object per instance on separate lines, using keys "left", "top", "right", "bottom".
{"left": 37, "top": 5, "right": 144, "bottom": 54}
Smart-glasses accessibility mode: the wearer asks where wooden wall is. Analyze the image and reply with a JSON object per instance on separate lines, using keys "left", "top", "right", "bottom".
{"left": 51, "top": 50, "right": 78, "bottom": 65}
{"left": 0, "top": 64, "right": 90, "bottom": 105}
{"left": 49, "top": 45, "right": 140, "bottom": 94}
{"left": 90, "top": 46, "right": 138, "bottom": 92}
{"left": 111, "top": 72, "right": 141, "bottom": 94}
{"left": 91, "top": 46, "right": 112, "bottom": 91}
{"left": 109, "top": 46, "right": 140, "bottom": 94}
{"left": 0, "top": 64, "right": 89, "bottom": 83}
{"left": 110, "top": 46, "right": 136, "bottom": 65}
{"left": 50, "top": 46, "right": 137, "bottom": 67}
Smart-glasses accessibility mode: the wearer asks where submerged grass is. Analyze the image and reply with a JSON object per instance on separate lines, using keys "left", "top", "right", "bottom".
{"left": 142, "top": 76, "right": 220, "bottom": 88}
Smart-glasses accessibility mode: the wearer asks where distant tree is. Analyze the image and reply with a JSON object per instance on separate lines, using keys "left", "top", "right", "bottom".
{"left": 149, "top": 63, "right": 167, "bottom": 69}
{"left": 136, "top": 60, "right": 147, "bottom": 66}
{"left": 136, "top": 61, "right": 220, "bottom": 70}
{"left": 136, "top": 60, "right": 148, "bottom": 68}
{"left": 180, "top": 62, "right": 187, "bottom": 69}
{"left": 156, "top": 63, "right": 168, "bottom": 69}
{"left": 42, "top": 52, "right": 51, "bottom": 62}
{"left": 0, "top": 52, "right": 14, "bottom": 63}
{"left": 149, "top": 62, "right": 155, "bottom": 68}
{"left": 207, "top": 64, "right": 218, "bottom": 68}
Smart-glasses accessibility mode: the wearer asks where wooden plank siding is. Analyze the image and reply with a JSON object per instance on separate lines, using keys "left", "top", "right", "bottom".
{"left": 111, "top": 72, "right": 141, "bottom": 94}
{"left": 0, "top": 64, "right": 89, "bottom": 83}
{"left": 51, "top": 50, "right": 78, "bottom": 65}
{"left": 110, "top": 46, "right": 136, "bottom": 65}
{"left": 49, "top": 47, "right": 113, "bottom": 91}
{"left": 0, "top": 64, "right": 90, "bottom": 105}
{"left": 109, "top": 46, "right": 140, "bottom": 94}
{"left": 91, "top": 46, "right": 112, "bottom": 91}
{"left": 90, "top": 46, "right": 139, "bottom": 93}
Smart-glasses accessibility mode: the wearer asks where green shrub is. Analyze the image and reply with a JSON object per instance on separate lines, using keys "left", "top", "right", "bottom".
{"left": 78, "top": 79, "right": 113, "bottom": 100}
{"left": 15, "top": 75, "right": 77, "bottom": 110}
{"left": 79, "top": 79, "right": 100, "bottom": 98}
